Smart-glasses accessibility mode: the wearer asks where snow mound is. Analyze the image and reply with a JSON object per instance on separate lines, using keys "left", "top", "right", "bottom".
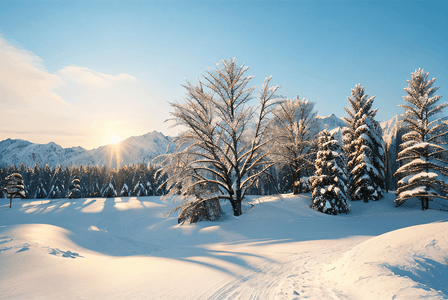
{"left": 324, "top": 222, "right": 448, "bottom": 299}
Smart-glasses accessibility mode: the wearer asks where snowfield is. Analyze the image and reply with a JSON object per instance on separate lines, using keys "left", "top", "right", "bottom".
{"left": 1, "top": 193, "right": 447, "bottom": 299}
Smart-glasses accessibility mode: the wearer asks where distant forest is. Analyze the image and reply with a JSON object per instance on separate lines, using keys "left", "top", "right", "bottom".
{"left": 0, "top": 163, "right": 294, "bottom": 199}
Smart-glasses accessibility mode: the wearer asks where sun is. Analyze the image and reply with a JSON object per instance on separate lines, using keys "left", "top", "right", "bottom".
{"left": 109, "top": 134, "right": 122, "bottom": 145}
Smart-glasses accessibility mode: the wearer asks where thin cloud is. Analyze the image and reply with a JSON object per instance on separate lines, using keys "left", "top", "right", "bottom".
{"left": 0, "top": 36, "right": 172, "bottom": 149}
{"left": 56, "top": 65, "right": 138, "bottom": 88}
{"left": 0, "top": 37, "right": 65, "bottom": 107}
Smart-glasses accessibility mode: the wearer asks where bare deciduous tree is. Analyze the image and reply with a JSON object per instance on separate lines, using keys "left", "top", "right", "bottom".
{"left": 155, "top": 58, "right": 279, "bottom": 218}
{"left": 271, "top": 96, "right": 318, "bottom": 194}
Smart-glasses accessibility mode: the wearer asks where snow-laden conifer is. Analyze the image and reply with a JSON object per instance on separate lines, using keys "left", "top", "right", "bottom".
{"left": 102, "top": 173, "right": 118, "bottom": 198}
{"left": 155, "top": 58, "right": 279, "bottom": 219}
{"left": 120, "top": 183, "right": 130, "bottom": 197}
{"left": 48, "top": 166, "right": 67, "bottom": 199}
{"left": 5, "top": 173, "right": 26, "bottom": 208}
{"left": 310, "top": 129, "right": 350, "bottom": 214}
{"left": 133, "top": 181, "right": 147, "bottom": 197}
{"left": 68, "top": 176, "right": 82, "bottom": 199}
{"left": 395, "top": 68, "right": 448, "bottom": 210}
{"left": 102, "top": 182, "right": 117, "bottom": 198}
{"left": 342, "top": 84, "right": 386, "bottom": 202}
{"left": 271, "top": 96, "right": 318, "bottom": 194}
{"left": 34, "top": 182, "right": 47, "bottom": 199}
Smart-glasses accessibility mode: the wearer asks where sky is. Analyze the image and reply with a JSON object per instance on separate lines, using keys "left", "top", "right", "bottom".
{"left": 1, "top": 0, "right": 447, "bottom": 150}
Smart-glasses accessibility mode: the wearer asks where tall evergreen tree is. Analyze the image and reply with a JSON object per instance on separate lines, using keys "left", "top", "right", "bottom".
{"left": 310, "top": 129, "right": 350, "bottom": 214}
{"left": 118, "top": 165, "right": 133, "bottom": 196}
{"left": 342, "top": 84, "right": 386, "bottom": 202}
{"left": 395, "top": 68, "right": 448, "bottom": 210}
{"left": 102, "top": 170, "right": 118, "bottom": 198}
{"left": 48, "top": 165, "right": 67, "bottom": 199}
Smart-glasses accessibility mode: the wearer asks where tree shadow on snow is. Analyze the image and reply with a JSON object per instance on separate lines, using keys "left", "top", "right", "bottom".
{"left": 3, "top": 194, "right": 448, "bottom": 278}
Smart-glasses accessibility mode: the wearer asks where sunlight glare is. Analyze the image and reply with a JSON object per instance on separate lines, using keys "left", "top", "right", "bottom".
{"left": 109, "top": 134, "right": 122, "bottom": 145}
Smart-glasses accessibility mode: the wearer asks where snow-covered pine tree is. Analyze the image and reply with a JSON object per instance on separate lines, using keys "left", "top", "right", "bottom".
{"left": 342, "top": 84, "right": 386, "bottom": 202}
{"left": 18, "top": 164, "right": 31, "bottom": 198}
{"left": 70, "top": 166, "right": 86, "bottom": 197}
{"left": 395, "top": 68, "right": 448, "bottom": 210}
{"left": 146, "top": 181, "right": 153, "bottom": 196}
{"left": 102, "top": 181, "right": 117, "bottom": 198}
{"left": 155, "top": 58, "right": 279, "bottom": 218}
{"left": 5, "top": 173, "right": 26, "bottom": 208}
{"left": 88, "top": 166, "right": 103, "bottom": 197}
{"left": 102, "top": 172, "right": 117, "bottom": 198}
{"left": 310, "top": 129, "right": 350, "bottom": 214}
{"left": 271, "top": 96, "right": 318, "bottom": 194}
{"left": 118, "top": 165, "right": 133, "bottom": 196}
{"left": 120, "top": 183, "right": 130, "bottom": 197}
{"left": 48, "top": 166, "right": 67, "bottom": 199}
{"left": 68, "top": 176, "right": 82, "bottom": 199}
{"left": 132, "top": 181, "right": 147, "bottom": 197}
{"left": 132, "top": 164, "right": 150, "bottom": 196}
{"left": 22, "top": 166, "right": 32, "bottom": 198}
{"left": 34, "top": 182, "right": 47, "bottom": 199}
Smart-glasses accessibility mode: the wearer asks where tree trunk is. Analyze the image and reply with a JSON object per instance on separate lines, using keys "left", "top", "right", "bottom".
{"left": 10, "top": 196, "right": 12, "bottom": 208}
{"left": 421, "top": 197, "right": 429, "bottom": 211}
{"left": 385, "top": 142, "right": 389, "bottom": 193}
{"left": 292, "top": 169, "right": 300, "bottom": 195}
{"left": 230, "top": 199, "right": 242, "bottom": 216}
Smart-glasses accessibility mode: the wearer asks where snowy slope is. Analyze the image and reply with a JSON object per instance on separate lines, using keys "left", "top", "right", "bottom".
{"left": 380, "top": 114, "right": 401, "bottom": 145}
{"left": 89, "top": 131, "right": 172, "bottom": 169}
{"left": 0, "top": 131, "right": 172, "bottom": 168}
{"left": 315, "top": 113, "right": 346, "bottom": 132}
{"left": 1, "top": 193, "right": 447, "bottom": 299}
{"left": 324, "top": 222, "right": 448, "bottom": 299}
{"left": 0, "top": 138, "right": 95, "bottom": 167}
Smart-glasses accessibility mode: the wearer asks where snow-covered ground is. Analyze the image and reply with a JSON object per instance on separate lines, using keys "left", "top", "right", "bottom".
{"left": 1, "top": 193, "right": 447, "bottom": 299}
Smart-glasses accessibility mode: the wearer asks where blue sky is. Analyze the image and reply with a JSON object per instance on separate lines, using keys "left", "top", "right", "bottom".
{"left": 1, "top": 0, "right": 447, "bottom": 149}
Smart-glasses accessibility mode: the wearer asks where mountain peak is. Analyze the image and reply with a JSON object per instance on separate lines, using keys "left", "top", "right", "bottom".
{"left": 0, "top": 131, "right": 172, "bottom": 168}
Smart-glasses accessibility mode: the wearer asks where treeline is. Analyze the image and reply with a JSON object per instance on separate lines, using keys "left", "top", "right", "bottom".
{"left": 0, "top": 163, "right": 300, "bottom": 199}
{"left": 0, "top": 163, "right": 167, "bottom": 199}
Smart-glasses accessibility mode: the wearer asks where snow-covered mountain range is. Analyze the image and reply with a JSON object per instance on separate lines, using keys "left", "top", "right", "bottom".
{"left": 0, "top": 131, "right": 172, "bottom": 169}
{"left": 0, "top": 114, "right": 409, "bottom": 173}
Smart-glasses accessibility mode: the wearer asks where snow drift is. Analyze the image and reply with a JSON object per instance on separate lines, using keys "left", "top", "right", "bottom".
{"left": 324, "top": 222, "right": 448, "bottom": 299}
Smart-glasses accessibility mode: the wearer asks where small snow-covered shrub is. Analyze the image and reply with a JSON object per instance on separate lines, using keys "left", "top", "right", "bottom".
{"left": 176, "top": 197, "right": 224, "bottom": 224}
{"left": 68, "top": 177, "right": 82, "bottom": 199}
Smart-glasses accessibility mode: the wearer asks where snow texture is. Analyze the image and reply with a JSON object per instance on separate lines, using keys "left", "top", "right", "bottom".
{"left": 1, "top": 193, "right": 447, "bottom": 299}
